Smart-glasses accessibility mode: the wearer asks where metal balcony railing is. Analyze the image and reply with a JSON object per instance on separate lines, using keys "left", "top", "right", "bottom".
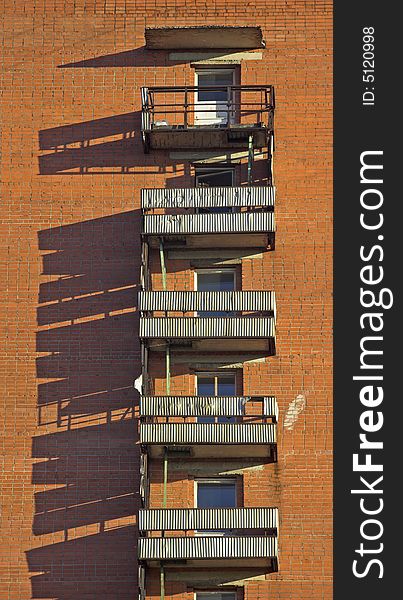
{"left": 141, "top": 85, "right": 274, "bottom": 131}
{"left": 139, "top": 507, "right": 278, "bottom": 532}
{"left": 139, "top": 291, "right": 275, "bottom": 314}
{"left": 138, "top": 535, "right": 278, "bottom": 561}
{"left": 141, "top": 186, "right": 275, "bottom": 209}
{"left": 141, "top": 85, "right": 275, "bottom": 151}
{"left": 140, "top": 395, "right": 278, "bottom": 420}
{"left": 139, "top": 316, "right": 275, "bottom": 339}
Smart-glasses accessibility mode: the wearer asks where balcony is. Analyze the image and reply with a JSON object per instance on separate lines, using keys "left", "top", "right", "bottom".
{"left": 141, "top": 186, "right": 275, "bottom": 249}
{"left": 141, "top": 186, "right": 275, "bottom": 250}
{"left": 139, "top": 290, "right": 275, "bottom": 353}
{"left": 138, "top": 507, "right": 278, "bottom": 568}
{"left": 139, "top": 395, "right": 277, "bottom": 458}
{"left": 141, "top": 85, "right": 274, "bottom": 152}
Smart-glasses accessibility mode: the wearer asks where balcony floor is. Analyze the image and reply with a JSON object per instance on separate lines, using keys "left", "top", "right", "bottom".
{"left": 140, "top": 442, "right": 276, "bottom": 460}
{"left": 144, "top": 232, "right": 274, "bottom": 250}
{"left": 144, "top": 126, "right": 270, "bottom": 152}
{"left": 155, "top": 565, "right": 276, "bottom": 585}
{"left": 142, "top": 338, "right": 275, "bottom": 354}
{"left": 140, "top": 557, "right": 274, "bottom": 568}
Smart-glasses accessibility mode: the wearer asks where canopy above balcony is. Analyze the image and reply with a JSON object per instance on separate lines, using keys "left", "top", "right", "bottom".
{"left": 144, "top": 26, "right": 265, "bottom": 50}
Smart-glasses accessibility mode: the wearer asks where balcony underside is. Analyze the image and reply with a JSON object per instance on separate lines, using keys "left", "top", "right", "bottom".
{"left": 139, "top": 536, "right": 277, "bottom": 568}
{"left": 142, "top": 337, "right": 274, "bottom": 353}
{"left": 151, "top": 566, "right": 276, "bottom": 585}
{"left": 140, "top": 423, "right": 276, "bottom": 459}
{"left": 145, "top": 231, "right": 274, "bottom": 250}
{"left": 141, "top": 556, "right": 275, "bottom": 569}
{"left": 143, "top": 126, "right": 270, "bottom": 152}
{"left": 143, "top": 558, "right": 276, "bottom": 570}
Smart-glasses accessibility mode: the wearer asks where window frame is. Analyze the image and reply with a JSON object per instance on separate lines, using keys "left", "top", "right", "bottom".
{"left": 194, "top": 267, "right": 237, "bottom": 292}
{"left": 195, "top": 165, "right": 235, "bottom": 188}
{"left": 194, "top": 268, "right": 237, "bottom": 318}
{"left": 194, "top": 371, "right": 238, "bottom": 424}
{"left": 194, "top": 371, "right": 237, "bottom": 397}
{"left": 194, "top": 165, "right": 236, "bottom": 214}
{"left": 194, "top": 67, "right": 236, "bottom": 101}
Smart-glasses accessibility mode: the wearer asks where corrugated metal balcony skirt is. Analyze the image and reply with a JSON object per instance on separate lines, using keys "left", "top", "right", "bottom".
{"left": 141, "top": 186, "right": 275, "bottom": 209}
{"left": 143, "top": 212, "right": 275, "bottom": 235}
{"left": 139, "top": 290, "right": 275, "bottom": 313}
{"left": 138, "top": 535, "right": 277, "bottom": 560}
{"left": 139, "top": 316, "right": 275, "bottom": 338}
{"left": 140, "top": 422, "right": 276, "bottom": 444}
{"left": 139, "top": 507, "right": 278, "bottom": 531}
{"left": 140, "top": 395, "right": 277, "bottom": 418}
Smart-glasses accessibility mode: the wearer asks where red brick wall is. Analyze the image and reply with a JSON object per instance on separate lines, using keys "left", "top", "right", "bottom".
{"left": 0, "top": 1, "right": 332, "bottom": 599}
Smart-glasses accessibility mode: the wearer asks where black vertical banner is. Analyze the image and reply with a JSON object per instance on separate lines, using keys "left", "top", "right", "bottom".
{"left": 334, "top": 1, "right": 401, "bottom": 598}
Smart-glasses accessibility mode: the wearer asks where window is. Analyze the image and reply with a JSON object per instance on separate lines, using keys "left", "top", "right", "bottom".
{"left": 196, "top": 69, "right": 234, "bottom": 103}
{"left": 196, "top": 479, "right": 237, "bottom": 509}
{"left": 196, "top": 372, "right": 237, "bottom": 424}
{"left": 195, "top": 479, "right": 237, "bottom": 535}
{"left": 196, "top": 269, "right": 236, "bottom": 293}
{"left": 195, "top": 69, "right": 235, "bottom": 125}
{"left": 195, "top": 269, "right": 236, "bottom": 316}
{"left": 195, "top": 167, "right": 234, "bottom": 214}
{"left": 196, "top": 167, "right": 234, "bottom": 188}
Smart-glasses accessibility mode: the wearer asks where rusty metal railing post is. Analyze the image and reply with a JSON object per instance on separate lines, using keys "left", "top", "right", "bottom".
{"left": 248, "top": 134, "right": 254, "bottom": 186}
{"left": 184, "top": 88, "right": 188, "bottom": 128}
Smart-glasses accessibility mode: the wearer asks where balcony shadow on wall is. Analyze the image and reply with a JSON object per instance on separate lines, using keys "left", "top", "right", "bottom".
{"left": 38, "top": 111, "right": 152, "bottom": 175}
{"left": 26, "top": 527, "right": 137, "bottom": 600}
{"left": 38, "top": 112, "right": 185, "bottom": 179}
{"left": 37, "top": 111, "right": 191, "bottom": 183}
{"left": 27, "top": 212, "right": 141, "bottom": 600}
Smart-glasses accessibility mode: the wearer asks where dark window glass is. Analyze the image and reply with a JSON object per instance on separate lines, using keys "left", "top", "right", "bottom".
{"left": 196, "top": 374, "right": 236, "bottom": 424}
{"left": 196, "top": 593, "right": 236, "bottom": 600}
{"left": 197, "top": 481, "right": 237, "bottom": 509}
{"left": 197, "top": 72, "right": 233, "bottom": 102}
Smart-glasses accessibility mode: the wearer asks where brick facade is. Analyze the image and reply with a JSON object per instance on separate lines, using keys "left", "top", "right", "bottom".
{"left": 0, "top": 2, "right": 332, "bottom": 599}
